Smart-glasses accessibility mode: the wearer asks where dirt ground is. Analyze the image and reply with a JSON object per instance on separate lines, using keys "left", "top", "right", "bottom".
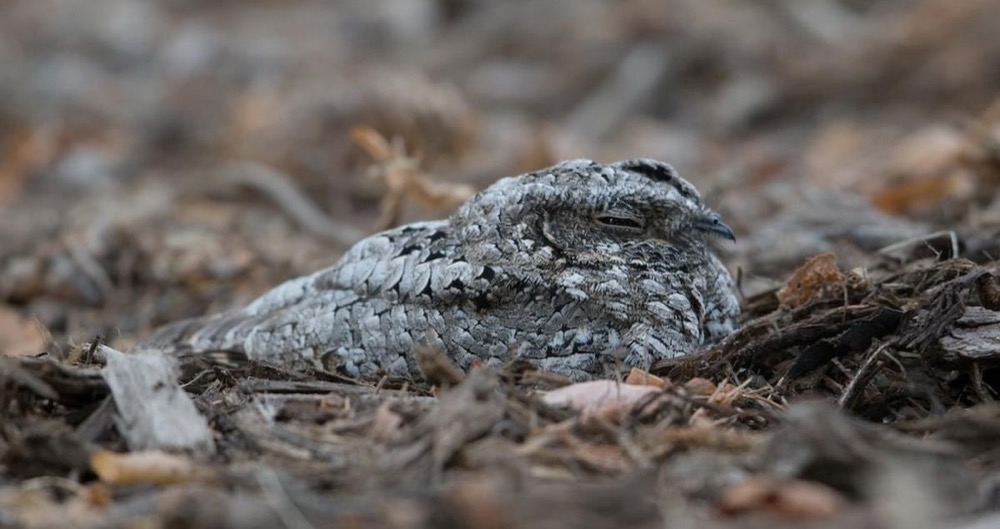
{"left": 2, "top": 1, "right": 1000, "bottom": 528}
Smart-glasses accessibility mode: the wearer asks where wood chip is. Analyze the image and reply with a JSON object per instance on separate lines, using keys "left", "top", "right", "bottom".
{"left": 101, "top": 346, "right": 215, "bottom": 453}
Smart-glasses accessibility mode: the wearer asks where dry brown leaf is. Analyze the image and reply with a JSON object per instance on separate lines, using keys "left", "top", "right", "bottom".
{"left": 90, "top": 450, "right": 203, "bottom": 486}
{"left": 624, "top": 368, "right": 671, "bottom": 388}
{"left": 541, "top": 380, "right": 659, "bottom": 423}
{"left": 0, "top": 306, "right": 47, "bottom": 357}
{"left": 776, "top": 253, "right": 844, "bottom": 309}
{"left": 718, "top": 476, "right": 847, "bottom": 521}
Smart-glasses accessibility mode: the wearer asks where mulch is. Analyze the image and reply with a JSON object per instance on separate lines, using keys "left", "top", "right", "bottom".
{"left": 3, "top": 1, "right": 1000, "bottom": 527}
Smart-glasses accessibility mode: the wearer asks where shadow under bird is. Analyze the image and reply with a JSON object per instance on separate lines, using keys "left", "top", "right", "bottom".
{"left": 141, "top": 159, "right": 740, "bottom": 381}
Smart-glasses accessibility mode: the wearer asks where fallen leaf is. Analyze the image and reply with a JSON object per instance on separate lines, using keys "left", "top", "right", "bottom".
{"left": 776, "top": 253, "right": 844, "bottom": 309}
{"left": 541, "top": 380, "right": 659, "bottom": 423}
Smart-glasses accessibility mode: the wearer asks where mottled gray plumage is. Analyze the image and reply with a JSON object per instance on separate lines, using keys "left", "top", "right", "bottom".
{"left": 142, "top": 159, "right": 740, "bottom": 380}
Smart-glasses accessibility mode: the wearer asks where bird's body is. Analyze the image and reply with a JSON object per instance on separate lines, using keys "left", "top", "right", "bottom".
{"left": 142, "top": 159, "right": 740, "bottom": 380}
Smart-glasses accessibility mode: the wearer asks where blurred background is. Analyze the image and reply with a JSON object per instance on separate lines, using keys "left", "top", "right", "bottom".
{"left": 1, "top": 0, "right": 999, "bottom": 355}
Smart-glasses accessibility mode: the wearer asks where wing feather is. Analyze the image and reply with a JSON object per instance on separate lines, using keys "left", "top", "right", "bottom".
{"left": 140, "top": 220, "right": 500, "bottom": 370}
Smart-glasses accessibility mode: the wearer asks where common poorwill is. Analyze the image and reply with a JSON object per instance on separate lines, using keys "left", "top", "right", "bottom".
{"left": 142, "top": 159, "right": 740, "bottom": 380}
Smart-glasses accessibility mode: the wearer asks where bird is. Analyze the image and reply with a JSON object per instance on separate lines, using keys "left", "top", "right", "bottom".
{"left": 141, "top": 159, "right": 740, "bottom": 381}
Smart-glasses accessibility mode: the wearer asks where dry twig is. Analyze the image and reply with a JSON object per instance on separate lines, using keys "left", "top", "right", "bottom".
{"left": 351, "top": 126, "right": 475, "bottom": 230}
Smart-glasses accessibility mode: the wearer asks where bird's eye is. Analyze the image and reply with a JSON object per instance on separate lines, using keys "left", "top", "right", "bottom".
{"left": 595, "top": 215, "right": 643, "bottom": 230}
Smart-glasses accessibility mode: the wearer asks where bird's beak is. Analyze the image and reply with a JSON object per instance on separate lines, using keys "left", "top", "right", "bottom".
{"left": 695, "top": 212, "right": 736, "bottom": 241}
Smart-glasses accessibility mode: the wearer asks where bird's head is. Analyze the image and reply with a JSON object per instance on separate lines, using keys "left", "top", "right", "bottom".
{"left": 457, "top": 159, "right": 733, "bottom": 271}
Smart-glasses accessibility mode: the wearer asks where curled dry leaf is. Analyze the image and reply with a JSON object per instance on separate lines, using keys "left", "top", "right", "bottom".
{"left": 90, "top": 450, "right": 203, "bottom": 486}
{"left": 776, "top": 253, "right": 844, "bottom": 309}
{"left": 718, "top": 476, "right": 847, "bottom": 521}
